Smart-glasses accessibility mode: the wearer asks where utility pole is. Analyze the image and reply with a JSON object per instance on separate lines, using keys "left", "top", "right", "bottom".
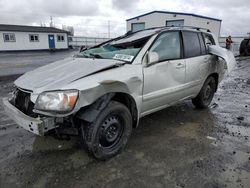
{"left": 108, "top": 20, "right": 110, "bottom": 39}
{"left": 50, "top": 16, "right": 54, "bottom": 28}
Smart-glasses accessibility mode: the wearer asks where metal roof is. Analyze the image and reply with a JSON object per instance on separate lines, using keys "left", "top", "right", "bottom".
{"left": 126, "top": 10, "right": 222, "bottom": 22}
{"left": 0, "top": 24, "right": 69, "bottom": 33}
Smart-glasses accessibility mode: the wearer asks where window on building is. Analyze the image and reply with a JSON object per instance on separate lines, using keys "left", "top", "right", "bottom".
{"left": 57, "top": 35, "right": 65, "bottom": 42}
{"left": 29, "top": 34, "right": 39, "bottom": 42}
{"left": 3, "top": 33, "right": 16, "bottom": 42}
{"left": 182, "top": 31, "right": 201, "bottom": 58}
{"left": 166, "top": 20, "right": 184, "bottom": 27}
{"left": 131, "top": 23, "right": 145, "bottom": 32}
{"left": 150, "top": 31, "right": 181, "bottom": 62}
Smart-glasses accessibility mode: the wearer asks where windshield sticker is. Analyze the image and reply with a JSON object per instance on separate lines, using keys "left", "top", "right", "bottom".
{"left": 113, "top": 54, "right": 134, "bottom": 62}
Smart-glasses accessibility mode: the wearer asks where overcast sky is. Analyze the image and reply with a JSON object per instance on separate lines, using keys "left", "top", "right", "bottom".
{"left": 0, "top": 0, "right": 249, "bottom": 37}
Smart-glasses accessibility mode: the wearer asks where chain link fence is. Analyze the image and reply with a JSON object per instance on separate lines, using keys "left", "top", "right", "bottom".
{"left": 68, "top": 36, "right": 110, "bottom": 48}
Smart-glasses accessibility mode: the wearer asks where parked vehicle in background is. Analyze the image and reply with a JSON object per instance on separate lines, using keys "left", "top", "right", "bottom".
{"left": 3, "top": 26, "right": 236, "bottom": 160}
{"left": 240, "top": 37, "right": 250, "bottom": 56}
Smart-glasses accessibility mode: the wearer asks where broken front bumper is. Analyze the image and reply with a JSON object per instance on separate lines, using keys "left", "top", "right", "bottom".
{"left": 2, "top": 98, "right": 55, "bottom": 136}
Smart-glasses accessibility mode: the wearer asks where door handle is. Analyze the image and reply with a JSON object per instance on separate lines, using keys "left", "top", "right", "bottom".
{"left": 175, "top": 63, "right": 185, "bottom": 69}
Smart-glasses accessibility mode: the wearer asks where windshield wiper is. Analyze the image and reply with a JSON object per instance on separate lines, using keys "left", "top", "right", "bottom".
{"left": 76, "top": 53, "right": 103, "bottom": 59}
{"left": 88, "top": 53, "right": 103, "bottom": 59}
{"left": 76, "top": 54, "right": 89, "bottom": 58}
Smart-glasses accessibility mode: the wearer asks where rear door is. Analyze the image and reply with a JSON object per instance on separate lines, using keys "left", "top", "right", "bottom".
{"left": 182, "top": 31, "right": 211, "bottom": 97}
{"left": 142, "top": 31, "right": 186, "bottom": 115}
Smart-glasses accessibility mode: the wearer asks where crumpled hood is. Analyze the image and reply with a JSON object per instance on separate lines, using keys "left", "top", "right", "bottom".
{"left": 15, "top": 57, "right": 123, "bottom": 92}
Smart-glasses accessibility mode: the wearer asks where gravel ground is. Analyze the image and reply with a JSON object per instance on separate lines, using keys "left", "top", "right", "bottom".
{"left": 0, "top": 56, "right": 249, "bottom": 188}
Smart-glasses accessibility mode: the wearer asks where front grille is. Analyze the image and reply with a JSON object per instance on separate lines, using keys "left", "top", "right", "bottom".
{"left": 13, "top": 88, "right": 36, "bottom": 117}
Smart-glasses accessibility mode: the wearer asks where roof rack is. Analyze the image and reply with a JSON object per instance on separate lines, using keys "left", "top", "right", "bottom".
{"left": 95, "top": 26, "right": 211, "bottom": 47}
{"left": 172, "top": 25, "right": 211, "bottom": 32}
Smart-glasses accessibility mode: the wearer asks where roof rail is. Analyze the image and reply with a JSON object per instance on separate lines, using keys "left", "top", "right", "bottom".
{"left": 94, "top": 26, "right": 211, "bottom": 47}
{"left": 176, "top": 26, "right": 211, "bottom": 32}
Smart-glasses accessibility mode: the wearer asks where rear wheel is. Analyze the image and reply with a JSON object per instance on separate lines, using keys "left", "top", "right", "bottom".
{"left": 80, "top": 101, "right": 132, "bottom": 160}
{"left": 192, "top": 77, "right": 216, "bottom": 109}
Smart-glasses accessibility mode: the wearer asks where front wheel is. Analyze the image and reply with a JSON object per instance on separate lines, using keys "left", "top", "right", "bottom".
{"left": 80, "top": 101, "right": 132, "bottom": 160}
{"left": 192, "top": 77, "right": 216, "bottom": 109}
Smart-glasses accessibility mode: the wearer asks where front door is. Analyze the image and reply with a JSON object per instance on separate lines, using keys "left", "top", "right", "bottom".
{"left": 142, "top": 31, "right": 186, "bottom": 115}
{"left": 48, "top": 34, "right": 55, "bottom": 49}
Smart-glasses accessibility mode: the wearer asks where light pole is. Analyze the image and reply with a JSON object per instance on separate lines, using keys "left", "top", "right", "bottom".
{"left": 108, "top": 20, "right": 110, "bottom": 39}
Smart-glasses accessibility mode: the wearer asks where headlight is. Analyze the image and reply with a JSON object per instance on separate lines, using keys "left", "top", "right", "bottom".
{"left": 35, "top": 90, "right": 78, "bottom": 112}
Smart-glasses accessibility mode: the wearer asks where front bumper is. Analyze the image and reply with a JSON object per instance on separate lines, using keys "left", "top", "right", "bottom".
{"left": 2, "top": 98, "right": 55, "bottom": 136}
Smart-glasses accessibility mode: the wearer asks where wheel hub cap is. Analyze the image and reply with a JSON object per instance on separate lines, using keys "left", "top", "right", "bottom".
{"left": 105, "top": 123, "right": 119, "bottom": 142}
{"left": 204, "top": 85, "right": 211, "bottom": 100}
{"left": 99, "top": 116, "right": 123, "bottom": 148}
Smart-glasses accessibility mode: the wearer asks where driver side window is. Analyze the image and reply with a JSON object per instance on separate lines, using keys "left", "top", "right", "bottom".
{"left": 150, "top": 31, "right": 181, "bottom": 62}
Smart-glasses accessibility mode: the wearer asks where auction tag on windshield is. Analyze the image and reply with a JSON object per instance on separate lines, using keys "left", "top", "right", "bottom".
{"left": 113, "top": 54, "right": 134, "bottom": 62}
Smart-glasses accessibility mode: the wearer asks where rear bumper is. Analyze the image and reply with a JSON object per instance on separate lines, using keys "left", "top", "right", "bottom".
{"left": 2, "top": 98, "right": 55, "bottom": 136}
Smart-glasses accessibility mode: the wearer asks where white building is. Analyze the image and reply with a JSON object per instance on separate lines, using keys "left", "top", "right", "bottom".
{"left": 0, "top": 24, "right": 69, "bottom": 51}
{"left": 126, "top": 11, "right": 222, "bottom": 38}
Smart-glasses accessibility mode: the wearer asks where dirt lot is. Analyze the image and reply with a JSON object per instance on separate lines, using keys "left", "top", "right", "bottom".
{"left": 0, "top": 56, "right": 249, "bottom": 188}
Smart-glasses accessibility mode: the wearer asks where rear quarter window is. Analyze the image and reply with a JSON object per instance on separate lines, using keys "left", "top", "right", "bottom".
{"left": 203, "top": 33, "right": 215, "bottom": 45}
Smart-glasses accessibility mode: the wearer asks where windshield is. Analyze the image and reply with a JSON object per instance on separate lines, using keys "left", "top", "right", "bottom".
{"left": 78, "top": 28, "right": 161, "bottom": 63}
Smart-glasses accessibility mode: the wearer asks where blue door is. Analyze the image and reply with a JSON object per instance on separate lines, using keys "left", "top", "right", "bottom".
{"left": 48, "top": 35, "right": 55, "bottom": 49}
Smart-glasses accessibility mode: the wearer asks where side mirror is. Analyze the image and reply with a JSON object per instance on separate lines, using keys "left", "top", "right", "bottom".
{"left": 147, "top": 51, "right": 159, "bottom": 65}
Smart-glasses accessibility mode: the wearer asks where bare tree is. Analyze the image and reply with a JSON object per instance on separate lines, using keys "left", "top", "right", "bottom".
{"left": 62, "top": 25, "right": 74, "bottom": 36}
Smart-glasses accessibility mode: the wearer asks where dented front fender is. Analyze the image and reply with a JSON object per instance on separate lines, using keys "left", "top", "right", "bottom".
{"left": 46, "top": 64, "right": 144, "bottom": 119}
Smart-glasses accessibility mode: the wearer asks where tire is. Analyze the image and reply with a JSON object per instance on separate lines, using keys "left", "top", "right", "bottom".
{"left": 240, "top": 39, "right": 248, "bottom": 56}
{"left": 240, "top": 39, "right": 250, "bottom": 56}
{"left": 192, "top": 77, "right": 216, "bottom": 109}
{"left": 244, "top": 47, "right": 250, "bottom": 56}
{"left": 80, "top": 101, "right": 132, "bottom": 160}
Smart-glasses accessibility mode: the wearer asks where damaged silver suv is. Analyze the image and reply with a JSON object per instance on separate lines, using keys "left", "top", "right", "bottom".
{"left": 3, "top": 27, "right": 236, "bottom": 160}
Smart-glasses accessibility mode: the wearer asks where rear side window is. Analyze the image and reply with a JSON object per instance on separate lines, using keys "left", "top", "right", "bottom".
{"left": 198, "top": 33, "right": 207, "bottom": 55}
{"left": 182, "top": 31, "right": 201, "bottom": 58}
